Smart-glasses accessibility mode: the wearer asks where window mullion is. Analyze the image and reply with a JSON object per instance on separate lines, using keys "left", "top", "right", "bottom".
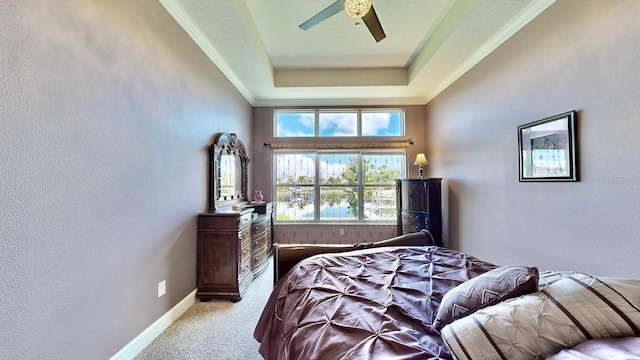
{"left": 357, "top": 153, "right": 364, "bottom": 221}
{"left": 314, "top": 151, "right": 320, "bottom": 222}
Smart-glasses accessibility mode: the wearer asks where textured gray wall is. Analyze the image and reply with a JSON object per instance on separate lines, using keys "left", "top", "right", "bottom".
{"left": 0, "top": 0, "right": 250, "bottom": 358}
{"left": 427, "top": 0, "right": 640, "bottom": 277}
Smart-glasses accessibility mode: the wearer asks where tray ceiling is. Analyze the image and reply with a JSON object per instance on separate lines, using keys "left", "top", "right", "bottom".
{"left": 160, "top": 0, "right": 555, "bottom": 106}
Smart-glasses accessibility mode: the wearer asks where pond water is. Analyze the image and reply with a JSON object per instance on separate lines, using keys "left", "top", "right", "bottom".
{"left": 276, "top": 201, "right": 356, "bottom": 220}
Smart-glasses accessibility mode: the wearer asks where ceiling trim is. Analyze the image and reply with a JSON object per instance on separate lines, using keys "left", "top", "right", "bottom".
{"left": 422, "top": 0, "right": 556, "bottom": 104}
{"left": 253, "top": 96, "right": 428, "bottom": 108}
{"left": 159, "top": 0, "right": 256, "bottom": 105}
{"left": 408, "top": 0, "right": 477, "bottom": 82}
{"left": 274, "top": 68, "right": 408, "bottom": 87}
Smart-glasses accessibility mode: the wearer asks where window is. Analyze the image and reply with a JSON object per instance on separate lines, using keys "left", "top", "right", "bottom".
{"left": 274, "top": 150, "right": 406, "bottom": 223}
{"left": 275, "top": 109, "right": 404, "bottom": 137}
{"left": 272, "top": 108, "right": 407, "bottom": 224}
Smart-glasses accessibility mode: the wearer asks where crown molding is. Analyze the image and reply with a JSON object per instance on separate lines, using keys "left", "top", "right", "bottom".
{"left": 424, "top": 0, "right": 556, "bottom": 104}
{"left": 252, "top": 97, "right": 427, "bottom": 108}
{"left": 159, "top": 0, "right": 256, "bottom": 105}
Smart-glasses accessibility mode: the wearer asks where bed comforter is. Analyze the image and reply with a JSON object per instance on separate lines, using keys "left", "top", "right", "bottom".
{"left": 253, "top": 246, "right": 498, "bottom": 360}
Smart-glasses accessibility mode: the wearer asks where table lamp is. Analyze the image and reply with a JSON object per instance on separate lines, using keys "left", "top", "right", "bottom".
{"left": 414, "top": 153, "right": 428, "bottom": 178}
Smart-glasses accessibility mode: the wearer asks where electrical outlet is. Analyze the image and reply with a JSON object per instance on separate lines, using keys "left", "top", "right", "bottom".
{"left": 158, "top": 280, "right": 166, "bottom": 298}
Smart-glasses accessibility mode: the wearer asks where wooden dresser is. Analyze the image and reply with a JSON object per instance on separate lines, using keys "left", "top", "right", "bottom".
{"left": 395, "top": 178, "right": 443, "bottom": 247}
{"left": 196, "top": 202, "right": 272, "bottom": 302}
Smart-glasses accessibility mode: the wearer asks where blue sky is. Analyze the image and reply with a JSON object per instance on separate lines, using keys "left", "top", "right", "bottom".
{"left": 276, "top": 111, "right": 403, "bottom": 137}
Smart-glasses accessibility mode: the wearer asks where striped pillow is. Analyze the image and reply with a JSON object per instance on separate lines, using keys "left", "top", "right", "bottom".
{"left": 441, "top": 273, "right": 640, "bottom": 360}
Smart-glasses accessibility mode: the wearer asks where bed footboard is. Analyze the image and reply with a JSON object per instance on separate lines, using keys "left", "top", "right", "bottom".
{"left": 273, "top": 230, "right": 435, "bottom": 284}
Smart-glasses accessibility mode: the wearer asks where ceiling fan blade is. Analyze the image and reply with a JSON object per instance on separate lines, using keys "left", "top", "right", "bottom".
{"left": 361, "top": 5, "right": 386, "bottom": 42}
{"left": 299, "top": 0, "right": 344, "bottom": 31}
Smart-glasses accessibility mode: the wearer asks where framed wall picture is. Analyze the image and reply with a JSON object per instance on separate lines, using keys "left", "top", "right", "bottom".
{"left": 518, "top": 110, "right": 578, "bottom": 182}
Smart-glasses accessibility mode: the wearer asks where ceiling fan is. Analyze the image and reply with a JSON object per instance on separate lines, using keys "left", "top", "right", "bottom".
{"left": 299, "top": 0, "right": 386, "bottom": 42}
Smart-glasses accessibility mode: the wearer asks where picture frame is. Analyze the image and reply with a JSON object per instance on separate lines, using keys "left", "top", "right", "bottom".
{"left": 518, "top": 110, "right": 578, "bottom": 182}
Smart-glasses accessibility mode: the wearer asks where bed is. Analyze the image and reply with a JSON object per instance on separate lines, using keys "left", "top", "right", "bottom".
{"left": 254, "top": 231, "right": 640, "bottom": 360}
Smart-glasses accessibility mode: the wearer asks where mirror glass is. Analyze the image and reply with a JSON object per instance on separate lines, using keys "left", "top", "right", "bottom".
{"left": 219, "top": 154, "right": 236, "bottom": 197}
{"left": 208, "top": 132, "right": 248, "bottom": 212}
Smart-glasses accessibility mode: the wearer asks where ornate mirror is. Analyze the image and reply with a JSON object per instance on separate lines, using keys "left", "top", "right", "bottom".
{"left": 208, "top": 132, "right": 249, "bottom": 212}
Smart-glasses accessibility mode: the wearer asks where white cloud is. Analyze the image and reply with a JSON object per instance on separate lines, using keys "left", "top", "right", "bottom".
{"left": 362, "top": 113, "right": 391, "bottom": 136}
{"left": 276, "top": 154, "right": 352, "bottom": 182}
{"left": 275, "top": 154, "right": 315, "bottom": 180}
{"left": 319, "top": 113, "right": 357, "bottom": 136}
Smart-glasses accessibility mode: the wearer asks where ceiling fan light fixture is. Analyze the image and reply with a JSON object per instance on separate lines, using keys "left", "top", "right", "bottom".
{"left": 344, "top": 0, "right": 372, "bottom": 19}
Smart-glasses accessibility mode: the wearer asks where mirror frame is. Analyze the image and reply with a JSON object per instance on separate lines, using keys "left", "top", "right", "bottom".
{"left": 208, "top": 132, "right": 249, "bottom": 212}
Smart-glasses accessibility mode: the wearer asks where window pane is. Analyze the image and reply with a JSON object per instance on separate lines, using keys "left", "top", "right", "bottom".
{"left": 275, "top": 112, "right": 315, "bottom": 137}
{"left": 363, "top": 154, "right": 403, "bottom": 220}
{"left": 275, "top": 153, "right": 315, "bottom": 185}
{"left": 319, "top": 153, "right": 358, "bottom": 185}
{"left": 319, "top": 154, "right": 358, "bottom": 220}
{"left": 319, "top": 186, "right": 358, "bottom": 220}
{"left": 319, "top": 112, "right": 357, "bottom": 137}
{"left": 276, "top": 186, "right": 315, "bottom": 221}
{"left": 275, "top": 153, "right": 316, "bottom": 221}
{"left": 364, "top": 186, "right": 396, "bottom": 220}
{"left": 363, "top": 154, "right": 403, "bottom": 185}
{"left": 362, "top": 111, "right": 403, "bottom": 136}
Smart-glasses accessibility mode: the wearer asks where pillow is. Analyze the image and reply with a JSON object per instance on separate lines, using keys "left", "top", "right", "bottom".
{"left": 546, "top": 337, "right": 640, "bottom": 360}
{"left": 440, "top": 273, "right": 640, "bottom": 360}
{"left": 433, "top": 265, "right": 539, "bottom": 330}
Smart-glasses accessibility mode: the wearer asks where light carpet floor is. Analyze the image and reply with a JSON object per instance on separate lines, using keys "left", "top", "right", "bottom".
{"left": 135, "top": 258, "right": 274, "bottom": 360}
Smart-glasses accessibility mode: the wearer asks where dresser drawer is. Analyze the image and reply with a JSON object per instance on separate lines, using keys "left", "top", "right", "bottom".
{"left": 252, "top": 217, "right": 270, "bottom": 235}
{"left": 239, "top": 240, "right": 252, "bottom": 280}
{"left": 251, "top": 244, "right": 269, "bottom": 270}
{"left": 396, "top": 179, "right": 441, "bottom": 212}
{"left": 239, "top": 241, "right": 251, "bottom": 262}
{"left": 198, "top": 215, "right": 233, "bottom": 230}
{"left": 252, "top": 228, "right": 271, "bottom": 252}
{"left": 238, "top": 212, "right": 252, "bottom": 228}
{"left": 198, "top": 211, "right": 252, "bottom": 230}
{"left": 239, "top": 256, "right": 251, "bottom": 282}
{"left": 400, "top": 212, "right": 428, "bottom": 234}
{"left": 239, "top": 227, "right": 251, "bottom": 248}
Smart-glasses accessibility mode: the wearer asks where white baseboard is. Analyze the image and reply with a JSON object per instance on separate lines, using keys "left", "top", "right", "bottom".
{"left": 110, "top": 289, "right": 197, "bottom": 360}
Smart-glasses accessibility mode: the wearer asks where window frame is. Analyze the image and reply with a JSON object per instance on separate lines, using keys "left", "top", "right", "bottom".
{"left": 274, "top": 109, "right": 405, "bottom": 137}
{"left": 273, "top": 148, "right": 406, "bottom": 224}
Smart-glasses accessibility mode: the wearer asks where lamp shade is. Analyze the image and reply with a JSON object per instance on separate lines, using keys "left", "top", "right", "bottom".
{"left": 414, "top": 153, "right": 428, "bottom": 165}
